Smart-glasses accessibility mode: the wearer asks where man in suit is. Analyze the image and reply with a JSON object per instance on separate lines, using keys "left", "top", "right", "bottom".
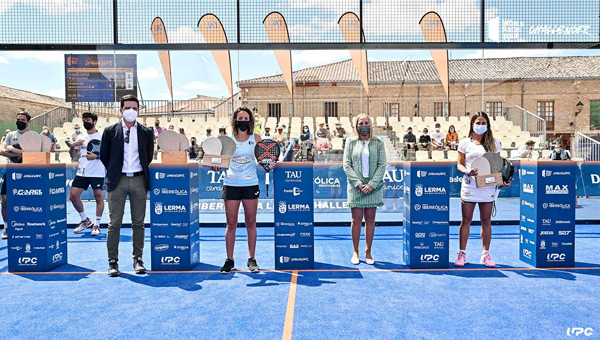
{"left": 100, "top": 95, "right": 154, "bottom": 277}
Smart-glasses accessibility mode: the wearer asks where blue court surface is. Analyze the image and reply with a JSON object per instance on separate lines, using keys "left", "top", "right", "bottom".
{"left": 1, "top": 224, "right": 599, "bottom": 340}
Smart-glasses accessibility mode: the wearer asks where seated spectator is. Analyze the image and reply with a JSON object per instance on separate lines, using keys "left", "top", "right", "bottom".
{"left": 446, "top": 125, "right": 459, "bottom": 149}
{"left": 186, "top": 137, "right": 201, "bottom": 160}
{"left": 418, "top": 128, "right": 432, "bottom": 150}
{"left": 548, "top": 141, "right": 570, "bottom": 160}
{"left": 517, "top": 140, "right": 536, "bottom": 159}
{"left": 153, "top": 119, "right": 165, "bottom": 141}
{"left": 71, "top": 124, "right": 83, "bottom": 141}
{"left": 430, "top": 123, "right": 445, "bottom": 150}
{"left": 333, "top": 121, "right": 347, "bottom": 139}
{"left": 262, "top": 127, "right": 272, "bottom": 139}
{"left": 218, "top": 126, "right": 227, "bottom": 136}
{"left": 179, "top": 127, "right": 185, "bottom": 135}
{"left": 273, "top": 126, "right": 287, "bottom": 150}
{"left": 168, "top": 124, "right": 175, "bottom": 131}
{"left": 316, "top": 122, "right": 329, "bottom": 139}
{"left": 42, "top": 126, "right": 57, "bottom": 152}
{"left": 254, "top": 114, "right": 264, "bottom": 133}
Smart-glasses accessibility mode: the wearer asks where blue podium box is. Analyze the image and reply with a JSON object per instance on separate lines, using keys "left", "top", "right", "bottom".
{"left": 6, "top": 164, "right": 68, "bottom": 272}
{"left": 519, "top": 161, "right": 576, "bottom": 268}
{"left": 273, "top": 162, "right": 314, "bottom": 270}
{"left": 150, "top": 164, "right": 200, "bottom": 271}
{"left": 403, "top": 162, "right": 450, "bottom": 269}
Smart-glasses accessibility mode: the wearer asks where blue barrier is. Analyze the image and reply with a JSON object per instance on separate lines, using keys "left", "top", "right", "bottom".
{"left": 1, "top": 161, "right": 599, "bottom": 201}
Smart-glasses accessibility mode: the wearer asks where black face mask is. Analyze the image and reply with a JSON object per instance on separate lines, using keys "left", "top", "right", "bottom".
{"left": 83, "top": 122, "right": 94, "bottom": 131}
{"left": 236, "top": 121, "right": 250, "bottom": 132}
{"left": 16, "top": 121, "right": 27, "bottom": 131}
{"left": 219, "top": 129, "right": 226, "bottom": 134}
{"left": 207, "top": 130, "right": 212, "bottom": 134}
{"left": 407, "top": 131, "right": 412, "bottom": 135}
{"left": 191, "top": 141, "right": 196, "bottom": 145}
{"left": 155, "top": 122, "right": 159, "bottom": 126}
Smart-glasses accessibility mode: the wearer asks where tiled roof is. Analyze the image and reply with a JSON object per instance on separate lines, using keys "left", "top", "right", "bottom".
{"left": 239, "top": 56, "right": 600, "bottom": 85}
{"left": 0, "top": 85, "right": 68, "bottom": 107}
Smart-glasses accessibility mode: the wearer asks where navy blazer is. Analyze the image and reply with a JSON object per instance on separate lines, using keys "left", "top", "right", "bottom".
{"left": 100, "top": 121, "right": 154, "bottom": 192}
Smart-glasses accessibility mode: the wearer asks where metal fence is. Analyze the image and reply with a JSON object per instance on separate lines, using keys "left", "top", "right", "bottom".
{"left": 574, "top": 131, "right": 600, "bottom": 161}
{"left": 505, "top": 105, "right": 547, "bottom": 147}
{"left": 1, "top": 0, "right": 599, "bottom": 49}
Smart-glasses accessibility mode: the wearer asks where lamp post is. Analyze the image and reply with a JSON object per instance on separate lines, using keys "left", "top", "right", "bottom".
{"left": 413, "top": 103, "right": 419, "bottom": 117}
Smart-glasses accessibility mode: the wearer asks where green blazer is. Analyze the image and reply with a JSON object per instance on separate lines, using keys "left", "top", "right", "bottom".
{"left": 342, "top": 136, "right": 387, "bottom": 190}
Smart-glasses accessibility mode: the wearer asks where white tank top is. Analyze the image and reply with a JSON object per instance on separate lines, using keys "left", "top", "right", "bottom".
{"left": 223, "top": 133, "right": 258, "bottom": 187}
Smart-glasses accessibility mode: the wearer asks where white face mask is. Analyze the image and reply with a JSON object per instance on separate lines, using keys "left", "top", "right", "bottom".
{"left": 436, "top": 128, "right": 440, "bottom": 132}
{"left": 123, "top": 108, "right": 138, "bottom": 123}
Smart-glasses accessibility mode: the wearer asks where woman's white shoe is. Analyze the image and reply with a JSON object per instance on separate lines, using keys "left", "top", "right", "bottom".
{"left": 365, "top": 258, "right": 375, "bottom": 265}
{"left": 350, "top": 256, "right": 360, "bottom": 265}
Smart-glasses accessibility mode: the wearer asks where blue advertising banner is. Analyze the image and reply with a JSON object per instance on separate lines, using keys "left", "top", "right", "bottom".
{"left": 403, "top": 162, "right": 450, "bottom": 269}
{"left": 6, "top": 164, "right": 68, "bottom": 272}
{"left": 0, "top": 161, "right": 599, "bottom": 217}
{"left": 519, "top": 161, "right": 576, "bottom": 268}
{"left": 273, "top": 163, "right": 314, "bottom": 270}
{"left": 150, "top": 164, "right": 200, "bottom": 271}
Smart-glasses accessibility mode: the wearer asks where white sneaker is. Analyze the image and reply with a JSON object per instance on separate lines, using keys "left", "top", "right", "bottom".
{"left": 1, "top": 228, "right": 7, "bottom": 239}
{"left": 91, "top": 225, "right": 101, "bottom": 236}
{"left": 74, "top": 218, "right": 93, "bottom": 234}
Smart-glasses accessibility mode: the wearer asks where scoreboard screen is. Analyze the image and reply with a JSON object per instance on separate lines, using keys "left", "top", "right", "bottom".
{"left": 65, "top": 54, "right": 137, "bottom": 102}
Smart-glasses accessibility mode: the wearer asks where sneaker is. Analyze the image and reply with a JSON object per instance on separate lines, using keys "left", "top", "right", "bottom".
{"left": 454, "top": 251, "right": 467, "bottom": 267}
{"left": 133, "top": 257, "right": 146, "bottom": 274}
{"left": 221, "top": 258, "right": 235, "bottom": 274}
{"left": 247, "top": 257, "right": 260, "bottom": 273}
{"left": 481, "top": 252, "right": 496, "bottom": 268}
{"left": 91, "top": 225, "right": 101, "bottom": 236}
{"left": 74, "top": 218, "right": 93, "bottom": 234}
{"left": 108, "top": 260, "right": 120, "bottom": 277}
{"left": 1, "top": 228, "right": 7, "bottom": 240}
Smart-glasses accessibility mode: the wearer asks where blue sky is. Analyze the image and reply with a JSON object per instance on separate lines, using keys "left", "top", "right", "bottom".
{"left": 1, "top": 0, "right": 599, "bottom": 101}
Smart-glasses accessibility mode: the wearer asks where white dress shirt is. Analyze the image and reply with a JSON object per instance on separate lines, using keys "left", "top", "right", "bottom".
{"left": 122, "top": 120, "right": 143, "bottom": 173}
{"left": 361, "top": 140, "right": 370, "bottom": 177}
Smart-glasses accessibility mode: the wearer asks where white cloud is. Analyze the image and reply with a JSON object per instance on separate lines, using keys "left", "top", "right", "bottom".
{"left": 293, "top": 50, "right": 349, "bottom": 66}
{"left": 0, "top": 0, "right": 97, "bottom": 15}
{"left": 170, "top": 26, "right": 206, "bottom": 44}
{"left": 0, "top": 56, "right": 8, "bottom": 64}
{"left": 1, "top": 51, "right": 64, "bottom": 64}
{"left": 182, "top": 81, "right": 222, "bottom": 92}
{"left": 459, "top": 49, "right": 566, "bottom": 59}
{"left": 138, "top": 67, "right": 162, "bottom": 80}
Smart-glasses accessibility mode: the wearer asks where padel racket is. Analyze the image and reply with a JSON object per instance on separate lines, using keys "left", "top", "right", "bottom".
{"left": 157, "top": 130, "right": 180, "bottom": 151}
{"left": 471, "top": 157, "right": 491, "bottom": 175}
{"left": 483, "top": 152, "right": 504, "bottom": 174}
{"left": 202, "top": 136, "right": 222, "bottom": 155}
{"left": 8, "top": 144, "right": 22, "bottom": 163}
{"left": 40, "top": 134, "right": 52, "bottom": 152}
{"left": 500, "top": 158, "right": 514, "bottom": 183}
{"left": 218, "top": 136, "right": 236, "bottom": 156}
{"left": 254, "top": 139, "right": 281, "bottom": 197}
{"left": 87, "top": 139, "right": 102, "bottom": 156}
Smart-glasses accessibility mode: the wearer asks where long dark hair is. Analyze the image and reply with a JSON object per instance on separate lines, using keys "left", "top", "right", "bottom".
{"left": 231, "top": 107, "right": 254, "bottom": 136}
{"left": 468, "top": 111, "right": 496, "bottom": 152}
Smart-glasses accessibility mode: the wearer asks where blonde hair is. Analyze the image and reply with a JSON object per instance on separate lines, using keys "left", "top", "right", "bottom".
{"left": 353, "top": 114, "right": 374, "bottom": 139}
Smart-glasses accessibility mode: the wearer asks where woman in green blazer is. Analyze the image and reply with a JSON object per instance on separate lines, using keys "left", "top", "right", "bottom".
{"left": 342, "top": 114, "right": 387, "bottom": 265}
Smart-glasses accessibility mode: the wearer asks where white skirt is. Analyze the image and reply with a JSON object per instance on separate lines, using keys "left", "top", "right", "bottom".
{"left": 460, "top": 175, "right": 499, "bottom": 203}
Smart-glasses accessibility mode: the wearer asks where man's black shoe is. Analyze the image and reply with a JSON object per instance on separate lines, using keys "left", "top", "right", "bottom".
{"left": 133, "top": 257, "right": 146, "bottom": 274}
{"left": 108, "top": 260, "right": 120, "bottom": 277}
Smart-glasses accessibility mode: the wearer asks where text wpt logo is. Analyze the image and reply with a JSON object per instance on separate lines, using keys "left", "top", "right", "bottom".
{"left": 420, "top": 254, "right": 440, "bottom": 263}
{"left": 566, "top": 327, "right": 593, "bottom": 337}
{"left": 161, "top": 256, "right": 181, "bottom": 264}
